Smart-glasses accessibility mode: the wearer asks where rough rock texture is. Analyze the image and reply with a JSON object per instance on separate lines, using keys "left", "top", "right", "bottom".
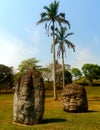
{"left": 13, "top": 69, "right": 45, "bottom": 125}
{"left": 62, "top": 83, "right": 88, "bottom": 112}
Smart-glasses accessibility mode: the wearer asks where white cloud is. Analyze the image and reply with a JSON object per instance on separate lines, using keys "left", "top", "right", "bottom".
{"left": 0, "top": 31, "right": 38, "bottom": 69}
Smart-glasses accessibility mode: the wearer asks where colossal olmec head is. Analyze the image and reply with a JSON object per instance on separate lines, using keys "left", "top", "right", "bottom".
{"left": 62, "top": 84, "right": 88, "bottom": 112}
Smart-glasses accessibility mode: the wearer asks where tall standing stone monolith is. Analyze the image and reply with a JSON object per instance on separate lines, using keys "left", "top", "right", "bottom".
{"left": 13, "top": 68, "right": 45, "bottom": 125}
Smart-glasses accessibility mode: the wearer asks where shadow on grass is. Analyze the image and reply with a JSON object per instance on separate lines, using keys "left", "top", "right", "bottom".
{"left": 89, "top": 96, "right": 100, "bottom": 102}
{"left": 87, "top": 110, "right": 98, "bottom": 113}
{"left": 62, "top": 110, "right": 98, "bottom": 113}
{"left": 41, "top": 118, "right": 66, "bottom": 124}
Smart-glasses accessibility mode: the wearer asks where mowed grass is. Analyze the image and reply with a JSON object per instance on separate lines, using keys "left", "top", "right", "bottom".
{"left": 0, "top": 87, "right": 100, "bottom": 130}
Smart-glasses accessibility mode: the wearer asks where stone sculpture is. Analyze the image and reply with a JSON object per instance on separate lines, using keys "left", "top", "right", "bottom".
{"left": 62, "top": 83, "right": 88, "bottom": 112}
{"left": 13, "top": 68, "right": 45, "bottom": 125}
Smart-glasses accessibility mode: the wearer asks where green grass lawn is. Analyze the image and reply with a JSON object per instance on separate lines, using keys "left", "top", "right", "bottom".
{"left": 0, "top": 87, "right": 100, "bottom": 130}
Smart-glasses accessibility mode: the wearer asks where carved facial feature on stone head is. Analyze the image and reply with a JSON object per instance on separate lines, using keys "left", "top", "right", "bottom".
{"left": 62, "top": 84, "right": 88, "bottom": 112}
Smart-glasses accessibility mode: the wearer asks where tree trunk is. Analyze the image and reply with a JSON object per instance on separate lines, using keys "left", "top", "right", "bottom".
{"left": 62, "top": 52, "right": 65, "bottom": 88}
{"left": 52, "top": 22, "right": 57, "bottom": 100}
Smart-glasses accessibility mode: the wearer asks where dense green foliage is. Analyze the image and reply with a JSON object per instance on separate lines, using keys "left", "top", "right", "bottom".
{"left": 17, "top": 58, "right": 40, "bottom": 72}
{"left": 82, "top": 63, "right": 100, "bottom": 86}
{"left": 72, "top": 68, "right": 82, "bottom": 80}
{"left": 0, "top": 64, "right": 14, "bottom": 89}
{"left": 56, "top": 69, "right": 72, "bottom": 85}
{"left": 14, "top": 58, "right": 41, "bottom": 81}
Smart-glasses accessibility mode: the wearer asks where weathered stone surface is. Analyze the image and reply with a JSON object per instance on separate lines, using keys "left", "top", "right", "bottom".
{"left": 62, "top": 83, "right": 88, "bottom": 112}
{"left": 13, "top": 69, "right": 45, "bottom": 125}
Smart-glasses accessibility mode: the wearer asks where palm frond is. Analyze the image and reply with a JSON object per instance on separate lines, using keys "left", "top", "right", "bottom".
{"left": 53, "top": 1, "right": 59, "bottom": 15}
{"left": 43, "top": 6, "right": 50, "bottom": 12}
{"left": 57, "top": 42, "right": 65, "bottom": 58}
{"left": 50, "top": 0, "right": 59, "bottom": 13}
{"left": 41, "top": 12, "right": 47, "bottom": 18}
{"left": 65, "top": 39, "right": 75, "bottom": 51}
{"left": 59, "top": 13, "right": 65, "bottom": 19}
{"left": 36, "top": 18, "right": 50, "bottom": 25}
{"left": 45, "top": 23, "right": 47, "bottom": 29}
{"left": 58, "top": 18, "right": 70, "bottom": 29}
{"left": 54, "top": 37, "right": 59, "bottom": 45}
{"left": 46, "top": 21, "right": 52, "bottom": 36}
{"left": 64, "top": 33, "right": 74, "bottom": 39}
{"left": 54, "top": 0, "right": 59, "bottom": 6}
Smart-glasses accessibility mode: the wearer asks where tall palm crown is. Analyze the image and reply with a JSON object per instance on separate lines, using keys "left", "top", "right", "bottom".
{"left": 55, "top": 27, "right": 75, "bottom": 58}
{"left": 37, "top": 0, "right": 70, "bottom": 35}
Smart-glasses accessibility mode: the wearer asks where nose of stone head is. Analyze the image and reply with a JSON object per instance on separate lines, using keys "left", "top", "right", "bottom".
{"left": 70, "top": 98, "right": 77, "bottom": 104}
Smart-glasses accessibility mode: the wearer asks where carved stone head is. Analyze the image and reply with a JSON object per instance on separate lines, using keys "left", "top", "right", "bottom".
{"left": 62, "top": 84, "right": 88, "bottom": 112}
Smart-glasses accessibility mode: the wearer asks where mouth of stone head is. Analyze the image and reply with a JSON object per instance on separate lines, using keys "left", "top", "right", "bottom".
{"left": 68, "top": 107, "right": 78, "bottom": 113}
{"left": 69, "top": 103, "right": 77, "bottom": 111}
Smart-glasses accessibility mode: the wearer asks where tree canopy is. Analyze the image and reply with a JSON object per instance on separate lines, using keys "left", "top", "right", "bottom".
{"left": 71, "top": 68, "right": 82, "bottom": 80}
{"left": 17, "top": 58, "right": 40, "bottom": 73}
{"left": 0, "top": 64, "right": 14, "bottom": 89}
{"left": 56, "top": 69, "right": 72, "bottom": 85}
{"left": 82, "top": 63, "right": 100, "bottom": 85}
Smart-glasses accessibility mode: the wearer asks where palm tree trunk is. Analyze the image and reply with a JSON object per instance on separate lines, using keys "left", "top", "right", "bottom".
{"left": 52, "top": 22, "right": 57, "bottom": 100}
{"left": 62, "top": 52, "right": 65, "bottom": 88}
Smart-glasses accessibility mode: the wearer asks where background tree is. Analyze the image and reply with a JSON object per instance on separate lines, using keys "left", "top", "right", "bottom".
{"left": 14, "top": 58, "right": 41, "bottom": 82}
{"left": 0, "top": 64, "right": 14, "bottom": 90}
{"left": 37, "top": 0, "right": 70, "bottom": 100}
{"left": 56, "top": 69, "right": 72, "bottom": 85}
{"left": 55, "top": 27, "right": 75, "bottom": 88}
{"left": 71, "top": 68, "right": 82, "bottom": 80}
{"left": 82, "top": 63, "right": 100, "bottom": 86}
{"left": 94, "top": 65, "right": 100, "bottom": 80}
{"left": 48, "top": 61, "right": 72, "bottom": 85}
{"left": 17, "top": 58, "right": 40, "bottom": 73}
{"left": 40, "top": 67, "right": 52, "bottom": 82}
{"left": 49, "top": 60, "right": 62, "bottom": 81}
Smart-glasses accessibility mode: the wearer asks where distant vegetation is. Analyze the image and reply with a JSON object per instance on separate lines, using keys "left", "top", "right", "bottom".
{"left": 0, "top": 58, "right": 100, "bottom": 94}
{"left": 0, "top": 64, "right": 14, "bottom": 93}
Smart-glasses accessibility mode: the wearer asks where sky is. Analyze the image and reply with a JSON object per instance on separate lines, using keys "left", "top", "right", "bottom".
{"left": 0, "top": 0, "right": 100, "bottom": 70}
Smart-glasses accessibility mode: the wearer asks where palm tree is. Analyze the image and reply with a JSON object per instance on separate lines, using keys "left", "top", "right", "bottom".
{"left": 37, "top": 0, "right": 70, "bottom": 100}
{"left": 55, "top": 27, "right": 75, "bottom": 88}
